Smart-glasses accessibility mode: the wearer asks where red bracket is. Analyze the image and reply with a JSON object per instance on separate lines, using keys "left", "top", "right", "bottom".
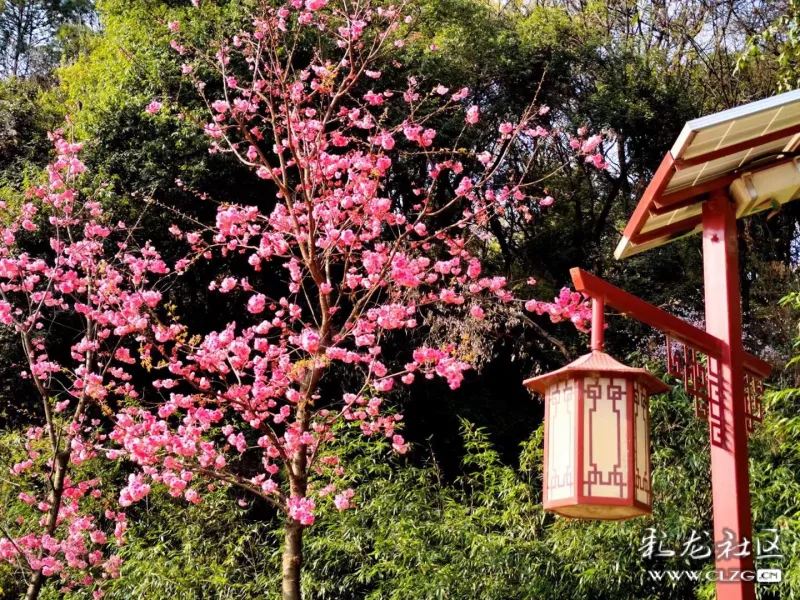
{"left": 666, "top": 335, "right": 710, "bottom": 420}
{"left": 744, "top": 372, "right": 764, "bottom": 433}
{"left": 666, "top": 335, "right": 764, "bottom": 436}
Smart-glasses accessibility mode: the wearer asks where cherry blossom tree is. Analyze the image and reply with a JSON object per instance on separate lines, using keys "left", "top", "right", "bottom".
{"left": 0, "top": 132, "right": 167, "bottom": 599}
{"left": 108, "top": 1, "right": 604, "bottom": 597}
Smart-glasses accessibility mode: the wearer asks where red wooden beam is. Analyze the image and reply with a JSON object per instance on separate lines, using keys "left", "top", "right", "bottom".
{"left": 654, "top": 155, "right": 799, "bottom": 215}
{"left": 570, "top": 268, "right": 771, "bottom": 378}
{"left": 650, "top": 192, "right": 708, "bottom": 217}
{"left": 621, "top": 153, "right": 676, "bottom": 241}
{"left": 675, "top": 122, "right": 800, "bottom": 169}
{"left": 633, "top": 215, "right": 702, "bottom": 245}
{"left": 651, "top": 174, "right": 740, "bottom": 214}
{"left": 571, "top": 268, "right": 721, "bottom": 355}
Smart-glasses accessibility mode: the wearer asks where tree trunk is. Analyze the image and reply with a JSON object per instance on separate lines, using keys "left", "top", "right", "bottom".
{"left": 25, "top": 450, "right": 70, "bottom": 600}
{"left": 282, "top": 520, "right": 303, "bottom": 600}
{"left": 279, "top": 331, "right": 322, "bottom": 600}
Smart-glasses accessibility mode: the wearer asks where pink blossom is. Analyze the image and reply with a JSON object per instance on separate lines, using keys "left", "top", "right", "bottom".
{"left": 247, "top": 294, "right": 267, "bottom": 313}
{"left": 374, "top": 131, "right": 395, "bottom": 150}
{"left": 334, "top": 488, "right": 355, "bottom": 510}
{"left": 288, "top": 496, "right": 316, "bottom": 525}
{"left": 455, "top": 177, "right": 473, "bottom": 197}
{"left": 392, "top": 435, "right": 408, "bottom": 454}
{"left": 586, "top": 153, "right": 608, "bottom": 169}
{"left": 212, "top": 100, "right": 230, "bottom": 113}
{"left": 185, "top": 489, "right": 202, "bottom": 504}
{"left": 10, "top": 459, "right": 33, "bottom": 475}
{"left": 477, "top": 151, "right": 492, "bottom": 164}
{"left": 364, "top": 90, "right": 384, "bottom": 106}
{"left": 0, "top": 302, "right": 12, "bottom": 325}
{"left": 525, "top": 288, "right": 592, "bottom": 332}
{"left": 119, "top": 473, "right": 151, "bottom": 507}
{"left": 219, "top": 277, "right": 237, "bottom": 293}
{"left": 451, "top": 87, "right": 469, "bottom": 101}
{"left": 90, "top": 530, "right": 107, "bottom": 544}
{"left": 204, "top": 123, "right": 223, "bottom": 138}
{"left": 581, "top": 134, "right": 603, "bottom": 153}
{"left": 300, "top": 329, "right": 321, "bottom": 354}
{"left": 145, "top": 101, "right": 162, "bottom": 114}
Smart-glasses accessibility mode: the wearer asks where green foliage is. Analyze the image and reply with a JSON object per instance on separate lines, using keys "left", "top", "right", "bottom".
{"left": 741, "top": 0, "right": 800, "bottom": 92}
{"left": 97, "top": 488, "right": 281, "bottom": 600}
{"left": 0, "top": 76, "right": 60, "bottom": 174}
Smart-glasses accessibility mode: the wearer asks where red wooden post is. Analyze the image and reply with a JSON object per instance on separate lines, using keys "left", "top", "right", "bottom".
{"left": 591, "top": 298, "right": 605, "bottom": 351}
{"left": 702, "top": 191, "right": 755, "bottom": 599}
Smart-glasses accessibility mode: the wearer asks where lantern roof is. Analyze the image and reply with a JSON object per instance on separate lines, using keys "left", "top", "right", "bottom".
{"left": 523, "top": 350, "right": 670, "bottom": 396}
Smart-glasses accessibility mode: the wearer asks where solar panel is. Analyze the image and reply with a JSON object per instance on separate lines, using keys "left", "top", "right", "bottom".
{"left": 615, "top": 89, "right": 800, "bottom": 259}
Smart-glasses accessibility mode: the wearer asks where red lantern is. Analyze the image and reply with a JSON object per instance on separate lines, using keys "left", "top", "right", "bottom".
{"left": 523, "top": 299, "right": 669, "bottom": 520}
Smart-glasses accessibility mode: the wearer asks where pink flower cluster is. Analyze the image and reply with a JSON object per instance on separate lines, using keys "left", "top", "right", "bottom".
{"left": 1, "top": 429, "right": 125, "bottom": 594}
{"left": 0, "top": 132, "right": 167, "bottom": 594}
{"left": 525, "top": 288, "right": 592, "bottom": 332}
{"left": 288, "top": 496, "right": 316, "bottom": 525}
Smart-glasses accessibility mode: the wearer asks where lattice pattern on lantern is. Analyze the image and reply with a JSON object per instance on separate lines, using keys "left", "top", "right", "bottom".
{"left": 633, "top": 382, "right": 651, "bottom": 505}
{"left": 666, "top": 335, "right": 711, "bottom": 419}
{"left": 744, "top": 371, "right": 764, "bottom": 433}
{"left": 545, "top": 380, "right": 575, "bottom": 503}
{"left": 583, "top": 377, "right": 628, "bottom": 499}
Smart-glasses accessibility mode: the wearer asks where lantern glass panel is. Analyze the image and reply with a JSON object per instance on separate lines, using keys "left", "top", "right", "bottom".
{"left": 546, "top": 380, "right": 575, "bottom": 502}
{"left": 634, "top": 381, "right": 651, "bottom": 505}
{"left": 582, "top": 377, "right": 629, "bottom": 499}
